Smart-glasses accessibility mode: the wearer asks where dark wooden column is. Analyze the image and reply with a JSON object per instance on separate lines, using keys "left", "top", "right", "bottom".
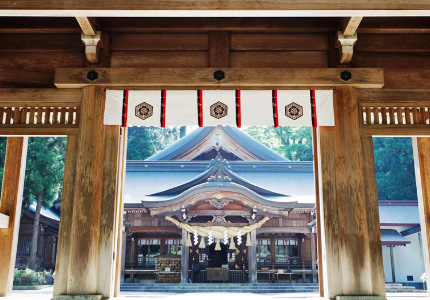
{"left": 181, "top": 228, "right": 189, "bottom": 283}
{"left": 247, "top": 230, "right": 257, "bottom": 283}
{"left": 310, "top": 231, "right": 317, "bottom": 283}
{"left": 412, "top": 137, "right": 430, "bottom": 290}
{"left": 317, "top": 87, "right": 385, "bottom": 299}
{"left": 0, "top": 137, "right": 28, "bottom": 297}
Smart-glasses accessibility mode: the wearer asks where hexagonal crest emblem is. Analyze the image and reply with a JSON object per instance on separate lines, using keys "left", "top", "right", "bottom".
{"left": 135, "top": 102, "right": 153, "bottom": 120}
{"left": 285, "top": 102, "right": 303, "bottom": 120}
{"left": 210, "top": 101, "right": 228, "bottom": 119}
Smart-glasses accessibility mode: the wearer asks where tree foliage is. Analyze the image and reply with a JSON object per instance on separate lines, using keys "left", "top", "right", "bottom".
{"left": 373, "top": 137, "right": 417, "bottom": 200}
{"left": 23, "top": 137, "right": 66, "bottom": 209}
{"left": 245, "top": 126, "right": 313, "bottom": 161}
{"left": 127, "top": 126, "right": 181, "bottom": 160}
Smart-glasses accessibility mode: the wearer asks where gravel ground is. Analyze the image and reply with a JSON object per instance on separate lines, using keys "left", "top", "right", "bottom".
{"left": 10, "top": 286, "right": 429, "bottom": 300}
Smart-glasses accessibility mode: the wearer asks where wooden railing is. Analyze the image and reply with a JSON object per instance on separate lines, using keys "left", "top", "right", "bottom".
{"left": 0, "top": 106, "right": 79, "bottom": 126}
{"left": 360, "top": 106, "right": 430, "bottom": 126}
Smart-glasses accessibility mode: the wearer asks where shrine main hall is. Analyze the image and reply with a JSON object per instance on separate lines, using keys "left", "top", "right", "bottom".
{"left": 1, "top": 2, "right": 430, "bottom": 300}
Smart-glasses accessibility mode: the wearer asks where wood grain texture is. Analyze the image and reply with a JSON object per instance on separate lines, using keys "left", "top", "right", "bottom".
{"left": 0, "top": 137, "right": 28, "bottom": 297}
{"left": 0, "top": 69, "right": 54, "bottom": 88}
{"left": 0, "top": 88, "right": 81, "bottom": 106}
{"left": 209, "top": 31, "right": 230, "bottom": 68}
{"left": 230, "top": 34, "right": 328, "bottom": 50}
{"left": 76, "top": 17, "right": 98, "bottom": 36}
{"left": 100, "top": 17, "right": 340, "bottom": 33}
{"left": 0, "top": 33, "right": 83, "bottom": 51}
{"left": 361, "top": 136, "right": 386, "bottom": 296}
{"left": 352, "top": 52, "right": 430, "bottom": 68}
{"left": 354, "top": 34, "right": 430, "bottom": 52}
{"left": 318, "top": 87, "right": 384, "bottom": 298}
{"left": 114, "top": 128, "right": 128, "bottom": 297}
{"left": 97, "top": 125, "right": 121, "bottom": 298}
{"left": 230, "top": 51, "right": 327, "bottom": 68}
{"left": 53, "top": 136, "right": 78, "bottom": 297}
{"left": 111, "top": 51, "right": 209, "bottom": 68}
{"left": 384, "top": 68, "right": 430, "bottom": 89}
{"left": 360, "top": 125, "right": 430, "bottom": 137}
{"left": 341, "top": 17, "right": 363, "bottom": 37}
{"left": 111, "top": 33, "right": 209, "bottom": 50}
{"left": 67, "top": 86, "right": 106, "bottom": 295}
{"left": 413, "top": 138, "right": 430, "bottom": 290}
{"left": 181, "top": 228, "right": 189, "bottom": 283}
{"left": 357, "top": 89, "right": 430, "bottom": 103}
{"left": 1, "top": 1, "right": 430, "bottom": 14}
{"left": 55, "top": 67, "right": 384, "bottom": 89}
{"left": 0, "top": 51, "right": 85, "bottom": 71}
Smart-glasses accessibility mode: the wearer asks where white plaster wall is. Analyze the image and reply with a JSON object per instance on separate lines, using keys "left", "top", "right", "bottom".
{"left": 382, "top": 233, "right": 425, "bottom": 283}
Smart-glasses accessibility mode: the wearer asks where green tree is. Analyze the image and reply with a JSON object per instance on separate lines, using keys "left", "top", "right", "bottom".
{"left": 373, "top": 137, "right": 417, "bottom": 200}
{"left": 23, "top": 137, "right": 66, "bottom": 270}
{"left": 245, "top": 126, "right": 313, "bottom": 161}
{"left": 127, "top": 126, "right": 181, "bottom": 160}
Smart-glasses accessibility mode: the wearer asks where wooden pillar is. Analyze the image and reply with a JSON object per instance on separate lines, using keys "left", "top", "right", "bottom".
{"left": 120, "top": 229, "right": 126, "bottom": 283}
{"left": 389, "top": 247, "right": 396, "bottom": 283}
{"left": 311, "top": 231, "right": 317, "bottom": 283}
{"left": 317, "top": 87, "right": 385, "bottom": 299}
{"left": 312, "top": 127, "right": 324, "bottom": 296}
{"left": 181, "top": 228, "right": 189, "bottom": 283}
{"left": 247, "top": 230, "right": 257, "bottom": 283}
{"left": 97, "top": 125, "right": 122, "bottom": 298}
{"left": 0, "top": 137, "right": 28, "bottom": 297}
{"left": 53, "top": 136, "right": 78, "bottom": 296}
{"left": 412, "top": 137, "right": 430, "bottom": 294}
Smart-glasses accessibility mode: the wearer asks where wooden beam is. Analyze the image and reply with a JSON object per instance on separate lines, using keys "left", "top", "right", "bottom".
{"left": 360, "top": 125, "right": 430, "bottom": 137}
{"left": 357, "top": 89, "right": 430, "bottom": 103}
{"left": 0, "top": 127, "right": 79, "bottom": 136}
{"left": 0, "top": 137, "right": 28, "bottom": 297}
{"left": 0, "top": 213, "right": 9, "bottom": 228}
{"left": 76, "top": 17, "right": 98, "bottom": 36}
{"left": 1, "top": 2, "right": 430, "bottom": 17}
{"left": 257, "top": 226, "right": 311, "bottom": 234}
{"left": 209, "top": 31, "right": 230, "bottom": 68}
{"left": 181, "top": 228, "right": 189, "bottom": 283}
{"left": 0, "top": 88, "right": 81, "bottom": 106}
{"left": 342, "top": 17, "right": 363, "bottom": 37}
{"left": 55, "top": 68, "right": 384, "bottom": 89}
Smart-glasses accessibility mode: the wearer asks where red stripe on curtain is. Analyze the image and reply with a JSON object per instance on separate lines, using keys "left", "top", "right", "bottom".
{"left": 122, "top": 90, "right": 129, "bottom": 127}
{"left": 236, "top": 90, "right": 241, "bottom": 128}
{"left": 161, "top": 90, "right": 166, "bottom": 128}
{"left": 310, "top": 90, "right": 317, "bottom": 127}
{"left": 272, "top": 90, "right": 278, "bottom": 128}
{"left": 198, "top": 90, "right": 203, "bottom": 127}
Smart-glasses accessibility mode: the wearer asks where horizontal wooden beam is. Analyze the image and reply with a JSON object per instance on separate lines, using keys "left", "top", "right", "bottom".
{"left": 1, "top": 2, "right": 430, "bottom": 17}
{"left": 55, "top": 68, "right": 384, "bottom": 89}
{"left": 357, "top": 89, "right": 430, "bottom": 105}
{"left": 189, "top": 210, "right": 250, "bottom": 216}
{"left": 0, "top": 126, "right": 79, "bottom": 136}
{"left": 0, "top": 213, "right": 9, "bottom": 229}
{"left": 384, "top": 68, "right": 430, "bottom": 89}
{"left": 0, "top": 88, "right": 82, "bottom": 106}
{"left": 258, "top": 226, "right": 311, "bottom": 234}
{"left": 360, "top": 125, "right": 430, "bottom": 137}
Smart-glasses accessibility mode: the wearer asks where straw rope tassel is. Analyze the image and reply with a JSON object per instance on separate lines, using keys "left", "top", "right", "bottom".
{"left": 199, "top": 236, "right": 206, "bottom": 248}
{"left": 215, "top": 239, "right": 221, "bottom": 251}
{"left": 186, "top": 232, "right": 192, "bottom": 247}
{"left": 246, "top": 232, "right": 252, "bottom": 247}
{"left": 229, "top": 237, "right": 236, "bottom": 250}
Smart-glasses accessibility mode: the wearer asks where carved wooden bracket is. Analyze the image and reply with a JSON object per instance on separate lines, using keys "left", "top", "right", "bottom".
{"left": 335, "top": 31, "right": 358, "bottom": 64}
{"left": 81, "top": 31, "right": 103, "bottom": 64}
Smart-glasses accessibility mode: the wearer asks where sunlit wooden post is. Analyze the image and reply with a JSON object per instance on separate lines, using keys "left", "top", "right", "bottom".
{"left": 317, "top": 87, "right": 385, "bottom": 299}
{"left": 412, "top": 138, "right": 430, "bottom": 295}
{"left": 0, "top": 137, "right": 28, "bottom": 297}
